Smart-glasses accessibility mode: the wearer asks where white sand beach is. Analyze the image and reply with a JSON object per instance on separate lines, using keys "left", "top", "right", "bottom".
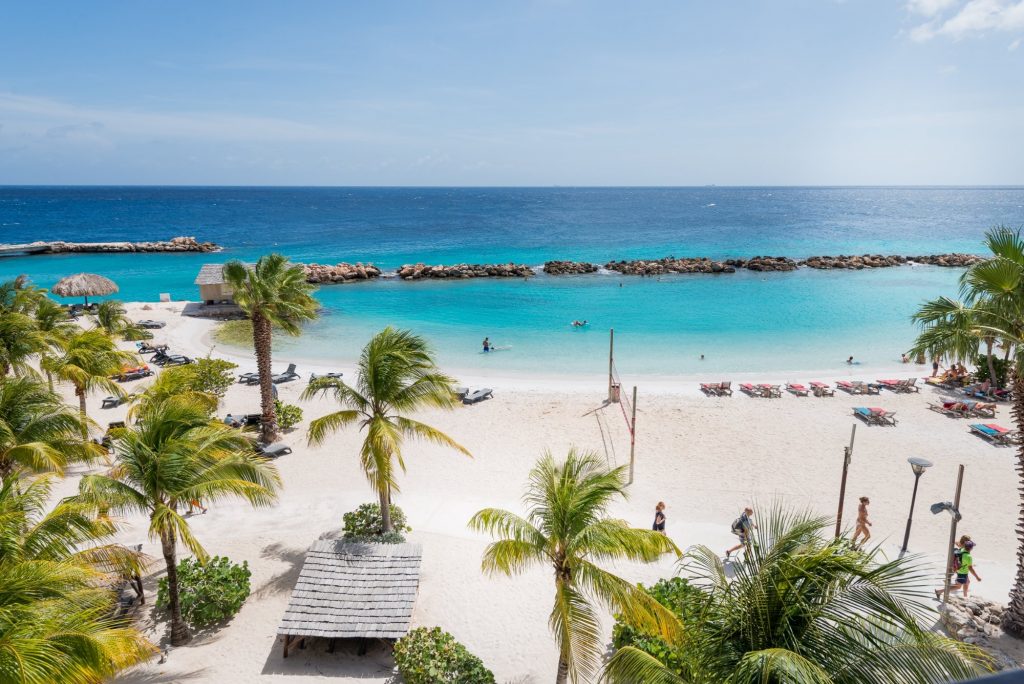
{"left": 51, "top": 301, "right": 1020, "bottom": 683}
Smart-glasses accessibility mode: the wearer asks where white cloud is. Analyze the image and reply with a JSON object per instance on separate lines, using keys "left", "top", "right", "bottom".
{"left": 910, "top": 0, "right": 1024, "bottom": 41}
{"left": 1010, "top": 37, "right": 1022, "bottom": 47}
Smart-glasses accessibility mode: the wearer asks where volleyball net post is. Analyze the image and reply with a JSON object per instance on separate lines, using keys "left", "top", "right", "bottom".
{"left": 606, "top": 329, "right": 638, "bottom": 484}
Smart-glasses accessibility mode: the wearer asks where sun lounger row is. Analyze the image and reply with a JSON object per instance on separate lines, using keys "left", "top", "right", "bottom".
{"left": 969, "top": 423, "right": 1017, "bottom": 446}
{"left": 700, "top": 381, "right": 733, "bottom": 396}
{"left": 701, "top": 381, "right": 836, "bottom": 397}
{"left": 853, "top": 407, "right": 897, "bottom": 426}
{"left": 874, "top": 378, "right": 919, "bottom": 393}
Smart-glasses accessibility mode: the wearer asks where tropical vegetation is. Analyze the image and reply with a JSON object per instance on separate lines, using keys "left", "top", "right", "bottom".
{"left": 909, "top": 226, "right": 1024, "bottom": 635}
{"left": 222, "top": 254, "right": 319, "bottom": 442}
{"left": 77, "top": 395, "right": 281, "bottom": 645}
{"left": 342, "top": 502, "right": 411, "bottom": 543}
{"left": 0, "top": 474, "right": 154, "bottom": 682}
{"left": 393, "top": 626, "right": 496, "bottom": 684}
{"left": 304, "top": 327, "right": 469, "bottom": 533}
{"left": 468, "top": 448, "right": 679, "bottom": 684}
{"left": 93, "top": 299, "right": 149, "bottom": 340}
{"left": 605, "top": 508, "right": 984, "bottom": 683}
{"left": 156, "top": 556, "right": 252, "bottom": 629}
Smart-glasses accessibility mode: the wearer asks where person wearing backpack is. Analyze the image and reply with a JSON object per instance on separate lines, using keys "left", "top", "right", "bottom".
{"left": 726, "top": 507, "right": 756, "bottom": 559}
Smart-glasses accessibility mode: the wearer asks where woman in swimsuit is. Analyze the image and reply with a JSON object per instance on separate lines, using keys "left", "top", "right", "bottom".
{"left": 652, "top": 501, "right": 666, "bottom": 534}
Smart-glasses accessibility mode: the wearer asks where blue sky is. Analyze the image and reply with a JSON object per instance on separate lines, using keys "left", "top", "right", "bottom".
{"left": 1, "top": 0, "right": 1022, "bottom": 185}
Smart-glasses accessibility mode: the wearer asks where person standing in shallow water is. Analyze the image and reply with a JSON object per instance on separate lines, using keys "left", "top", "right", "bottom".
{"left": 851, "top": 496, "right": 871, "bottom": 547}
{"left": 652, "top": 502, "right": 666, "bottom": 534}
{"left": 482, "top": 337, "right": 490, "bottom": 352}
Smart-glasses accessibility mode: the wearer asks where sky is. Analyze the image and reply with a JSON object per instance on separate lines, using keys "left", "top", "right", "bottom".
{"left": 0, "top": 0, "right": 1022, "bottom": 186}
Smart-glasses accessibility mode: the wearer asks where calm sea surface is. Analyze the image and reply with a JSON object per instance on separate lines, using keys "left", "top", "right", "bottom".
{"left": 2, "top": 186, "right": 1023, "bottom": 376}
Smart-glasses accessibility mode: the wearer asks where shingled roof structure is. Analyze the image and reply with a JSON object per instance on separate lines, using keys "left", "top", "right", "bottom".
{"left": 278, "top": 541, "right": 422, "bottom": 657}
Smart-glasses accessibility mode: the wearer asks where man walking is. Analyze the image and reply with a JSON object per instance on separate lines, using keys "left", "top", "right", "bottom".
{"left": 726, "top": 507, "right": 756, "bottom": 559}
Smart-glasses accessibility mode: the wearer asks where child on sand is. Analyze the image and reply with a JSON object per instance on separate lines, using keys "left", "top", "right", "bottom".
{"left": 936, "top": 539, "right": 981, "bottom": 599}
{"left": 652, "top": 502, "right": 666, "bottom": 534}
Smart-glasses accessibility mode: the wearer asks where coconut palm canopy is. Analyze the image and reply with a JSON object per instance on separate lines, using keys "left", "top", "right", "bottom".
{"left": 51, "top": 273, "right": 118, "bottom": 303}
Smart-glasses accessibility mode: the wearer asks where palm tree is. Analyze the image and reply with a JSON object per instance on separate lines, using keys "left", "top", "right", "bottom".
{"left": 0, "top": 375, "right": 98, "bottom": 483}
{"left": 0, "top": 474, "right": 154, "bottom": 682}
{"left": 468, "top": 448, "right": 680, "bottom": 684}
{"left": 303, "top": 327, "right": 469, "bottom": 534}
{"left": 93, "top": 299, "right": 149, "bottom": 341}
{"left": 77, "top": 395, "right": 281, "bottom": 646}
{"left": 223, "top": 254, "right": 319, "bottom": 443}
{"left": 604, "top": 508, "right": 983, "bottom": 683}
{"left": 912, "top": 227, "right": 1024, "bottom": 635}
{"left": 909, "top": 297, "right": 1004, "bottom": 383}
{"left": 41, "top": 328, "right": 138, "bottom": 441}
{"left": 0, "top": 310, "right": 45, "bottom": 377}
{"left": 33, "top": 297, "right": 77, "bottom": 390}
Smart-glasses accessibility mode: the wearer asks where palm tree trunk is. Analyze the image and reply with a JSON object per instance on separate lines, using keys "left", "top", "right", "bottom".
{"left": 252, "top": 312, "right": 277, "bottom": 443}
{"left": 76, "top": 387, "right": 89, "bottom": 443}
{"left": 1002, "top": 372, "right": 1024, "bottom": 636}
{"left": 379, "top": 486, "right": 393, "bottom": 534}
{"left": 45, "top": 370, "right": 53, "bottom": 392}
{"left": 161, "top": 529, "right": 191, "bottom": 646}
{"left": 555, "top": 656, "right": 569, "bottom": 684}
{"left": 986, "top": 340, "right": 998, "bottom": 385}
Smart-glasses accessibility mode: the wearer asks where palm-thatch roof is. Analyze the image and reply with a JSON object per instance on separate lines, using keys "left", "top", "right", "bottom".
{"left": 51, "top": 273, "right": 119, "bottom": 298}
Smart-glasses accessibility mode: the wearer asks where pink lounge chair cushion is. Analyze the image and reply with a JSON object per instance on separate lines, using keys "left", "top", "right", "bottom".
{"left": 836, "top": 381, "right": 853, "bottom": 387}
{"left": 984, "top": 423, "right": 1009, "bottom": 433}
{"left": 810, "top": 381, "right": 827, "bottom": 387}
{"left": 740, "top": 383, "right": 754, "bottom": 390}
{"left": 868, "top": 407, "right": 886, "bottom": 414}
{"left": 788, "top": 384, "right": 807, "bottom": 390}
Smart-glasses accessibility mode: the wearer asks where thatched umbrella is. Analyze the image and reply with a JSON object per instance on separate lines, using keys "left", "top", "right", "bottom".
{"left": 51, "top": 273, "right": 119, "bottom": 306}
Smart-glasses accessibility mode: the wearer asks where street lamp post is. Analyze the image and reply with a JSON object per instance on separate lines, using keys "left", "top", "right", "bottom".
{"left": 900, "top": 457, "right": 934, "bottom": 555}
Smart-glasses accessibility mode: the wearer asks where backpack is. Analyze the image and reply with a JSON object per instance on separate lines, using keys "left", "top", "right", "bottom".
{"left": 731, "top": 517, "right": 744, "bottom": 535}
{"left": 952, "top": 548, "right": 964, "bottom": 572}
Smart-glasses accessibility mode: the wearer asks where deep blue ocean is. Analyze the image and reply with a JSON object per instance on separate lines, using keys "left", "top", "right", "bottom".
{"left": 2, "top": 186, "right": 1023, "bottom": 377}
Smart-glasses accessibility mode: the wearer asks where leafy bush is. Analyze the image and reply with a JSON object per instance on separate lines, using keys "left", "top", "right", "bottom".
{"left": 188, "top": 357, "right": 238, "bottom": 397}
{"left": 274, "top": 400, "right": 303, "bottom": 430}
{"left": 611, "top": 577, "right": 705, "bottom": 677}
{"left": 974, "top": 355, "right": 1011, "bottom": 386}
{"left": 342, "top": 502, "right": 410, "bottom": 543}
{"left": 393, "top": 626, "right": 495, "bottom": 684}
{"left": 156, "top": 556, "right": 251, "bottom": 628}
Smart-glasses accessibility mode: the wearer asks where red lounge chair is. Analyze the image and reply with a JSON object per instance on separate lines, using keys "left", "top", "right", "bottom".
{"left": 810, "top": 381, "right": 834, "bottom": 397}
{"left": 786, "top": 383, "right": 809, "bottom": 397}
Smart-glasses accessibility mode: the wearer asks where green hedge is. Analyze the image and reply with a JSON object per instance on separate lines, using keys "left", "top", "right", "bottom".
{"left": 393, "top": 627, "right": 495, "bottom": 684}
{"left": 156, "top": 556, "right": 251, "bottom": 628}
{"left": 342, "top": 503, "right": 410, "bottom": 544}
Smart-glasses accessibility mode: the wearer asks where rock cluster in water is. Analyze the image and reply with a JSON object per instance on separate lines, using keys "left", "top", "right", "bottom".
{"left": 906, "top": 253, "right": 983, "bottom": 267}
{"left": 604, "top": 257, "right": 736, "bottom": 275}
{"left": 800, "top": 255, "right": 905, "bottom": 269}
{"left": 303, "top": 262, "right": 381, "bottom": 283}
{"left": 543, "top": 261, "right": 599, "bottom": 275}
{"left": 396, "top": 262, "right": 534, "bottom": 280}
{"left": 939, "top": 596, "right": 1019, "bottom": 670}
{"left": 30, "top": 236, "right": 220, "bottom": 253}
{"left": 725, "top": 256, "right": 798, "bottom": 271}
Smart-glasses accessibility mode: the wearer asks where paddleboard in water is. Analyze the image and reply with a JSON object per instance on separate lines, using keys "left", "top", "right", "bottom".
{"left": 481, "top": 346, "right": 512, "bottom": 353}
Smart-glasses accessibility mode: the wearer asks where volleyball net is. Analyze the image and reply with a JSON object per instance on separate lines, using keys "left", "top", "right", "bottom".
{"left": 609, "top": 359, "right": 634, "bottom": 437}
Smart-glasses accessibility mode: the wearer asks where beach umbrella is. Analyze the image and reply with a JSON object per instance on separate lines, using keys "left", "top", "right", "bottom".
{"left": 51, "top": 273, "right": 119, "bottom": 306}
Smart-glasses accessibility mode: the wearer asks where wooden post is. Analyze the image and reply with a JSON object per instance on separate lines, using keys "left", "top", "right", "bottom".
{"left": 283, "top": 634, "right": 291, "bottom": 658}
{"left": 942, "top": 464, "right": 966, "bottom": 603}
{"left": 834, "top": 424, "right": 857, "bottom": 538}
{"left": 628, "top": 385, "right": 638, "bottom": 485}
{"left": 607, "top": 328, "right": 615, "bottom": 403}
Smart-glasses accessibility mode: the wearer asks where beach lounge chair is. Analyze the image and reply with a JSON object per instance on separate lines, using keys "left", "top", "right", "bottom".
{"left": 836, "top": 380, "right": 860, "bottom": 394}
{"left": 876, "top": 379, "right": 902, "bottom": 391}
{"left": 929, "top": 401, "right": 970, "bottom": 418}
{"left": 162, "top": 355, "right": 192, "bottom": 367}
{"left": 102, "top": 395, "right": 125, "bottom": 409}
{"left": 718, "top": 381, "right": 733, "bottom": 396}
{"left": 257, "top": 442, "right": 292, "bottom": 458}
{"left": 810, "top": 381, "right": 834, "bottom": 397}
{"left": 760, "top": 384, "right": 782, "bottom": 398}
{"left": 871, "top": 408, "right": 897, "bottom": 426}
{"left": 271, "top": 363, "right": 300, "bottom": 384}
{"left": 739, "top": 383, "right": 763, "bottom": 397}
{"left": 453, "top": 386, "right": 469, "bottom": 399}
{"left": 785, "top": 383, "right": 809, "bottom": 397}
{"left": 969, "top": 423, "right": 1016, "bottom": 445}
{"left": 238, "top": 372, "right": 260, "bottom": 385}
{"left": 309, "top": 372, "right": 343, "bottom": 383}
{"left": 114, "top": 366, "right": 153, "bottom": 382}
{"left": 463, "top": 388, "right": 493, "bottom": 404}
{"left": 901, "top": 377, "right": 920, "bottom": 393}
{"left": 135, "top": 319, "right": 166, "bottom": 329}
{"left": 700, "top": 382, "right": 721, "bottom": 396}
{"left": 964, "top": 401, "right": 996, "bottom": 419}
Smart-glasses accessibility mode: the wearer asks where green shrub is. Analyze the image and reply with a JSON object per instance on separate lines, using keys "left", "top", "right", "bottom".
{"left": 188, "top": 357, "right": 238, "bottom": 397}
{"left": 974, "top": 356, "right": 1011, "bottom": 386}
{"left": 274, "top": 400, "right": 303, "bottom": 430}
{"left": 342, "top": 502, "right": 410, "bottom": 543}
{"left": 611, "top": 577, "right": 705, "bottom": 677}
{"left": 156, "top": 556, "right": 251, "bottom": 628}
{"left": 393, "top": 626, "right": 495, "bottom": 684}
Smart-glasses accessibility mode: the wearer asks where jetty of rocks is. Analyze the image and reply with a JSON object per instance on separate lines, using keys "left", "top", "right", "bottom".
{"left": 604, "top": 257, "right": 736, "bottom": 275}
{"left": 724, "top": 256, "right": 798, "bottom": 272}
{"left": 543, "top": 261, "right": 599, "bottom": 275}
{"left": 0, "top": 236, "right": 220, "bottom": 256}
{"left": 396, "top": 262, "right": 534, "bottom": 280}
{"left": 303, "top": 262, "right": 381, "bottom": 283}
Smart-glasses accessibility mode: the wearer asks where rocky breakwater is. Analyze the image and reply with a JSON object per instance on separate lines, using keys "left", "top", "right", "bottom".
{"left": 30, "top": 236, "right": 220, "bottom": 254}
{"left": 396, "top": 262, "right": 534, "bottom": 280}
{"left": 303, "top": 262, "right": 381, "bottom": 284}
{"left": 604, "top": 257, "right": 735, "bottom": 275}
{"left": 724, "top": 256, "right": 798, "bottom": 272}
{"left": 907, "top": 253, "right": 983, "bottom": 267}
{"left": 801, "top": 254, "right": 906, "bottom": 269}
{"left": 543, "top": 260, "right": 599, "bottom": 275}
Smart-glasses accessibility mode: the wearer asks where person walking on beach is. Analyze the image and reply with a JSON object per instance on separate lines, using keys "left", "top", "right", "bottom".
{"left": 726, "top": 507, "right": 756, "bottom": 559}
{"left": 851, "top": 496, "right": 872, "bottom": 547}
{"left": 482, "top": 337, "right": 490, "bottom": 352}
{"left": 932, "top": 357, "right": 940, "bottom": 377}
{"left": 937, "top": 539, "right": 981, "bottom": 598}
{"left": 652, "top": 502, "right": 666, "bottom": 534}
{"left": 187, "top": 498, "right": 207, "bottom": 516}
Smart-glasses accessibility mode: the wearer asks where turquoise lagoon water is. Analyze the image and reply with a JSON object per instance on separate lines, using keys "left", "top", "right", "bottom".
{"left": 1, "top": 186, "right": 1022, "bottom": 377}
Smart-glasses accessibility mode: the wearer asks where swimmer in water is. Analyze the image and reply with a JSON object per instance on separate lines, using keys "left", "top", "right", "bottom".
{"left": 483, "top": 337, "right": 490, "bottom": 352}
{"left": 847, "top": 356, "right": 854, "bottom": 365}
